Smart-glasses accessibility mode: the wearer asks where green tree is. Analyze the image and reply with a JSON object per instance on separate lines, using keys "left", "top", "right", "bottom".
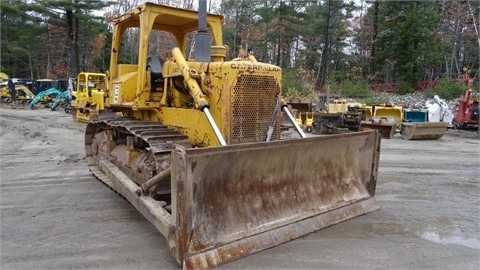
{"left": 1, "top": 0, "right": 112, "bottom": 79}
{"left": 374, "top": 1, "right": 444, "bottom": 85}
{"left": 295, "top": 0, "right": 355, "bottom": 88}
{"left": 220, "top": 0, "right": 260, "bottom": 59}
{"left": 1, "top": 1, "right": 45, "bottom": 78}
{"left": 33, "top": 0, "right": 112, "bottom": 77}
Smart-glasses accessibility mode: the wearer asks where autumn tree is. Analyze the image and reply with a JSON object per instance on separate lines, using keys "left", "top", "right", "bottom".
{"left": 1, "top": 1, "right": 46, "bottom": 78}
{"left": 2, "top": 0, "right": 478, "bottom": 97}
{"left": 1, "top": 0, "right": 112, "bottom": 79}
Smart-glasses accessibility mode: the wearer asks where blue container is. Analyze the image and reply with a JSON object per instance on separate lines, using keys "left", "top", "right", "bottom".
{"left": 404, "top": 109, "right": 428, "bottom": 122}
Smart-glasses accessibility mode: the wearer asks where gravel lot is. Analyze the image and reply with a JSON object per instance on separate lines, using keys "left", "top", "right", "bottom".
{"left": 1, "top": 106, "right": 479, "bottom": 269}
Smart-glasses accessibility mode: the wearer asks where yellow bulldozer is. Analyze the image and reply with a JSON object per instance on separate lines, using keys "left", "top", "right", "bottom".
{"left": 69, "top": 72, "right": 107, "bottom": 122}
{"left": 85, "top": 2, "right": 381, "bottom": 269}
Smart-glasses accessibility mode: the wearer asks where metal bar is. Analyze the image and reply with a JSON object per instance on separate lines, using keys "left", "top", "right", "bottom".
{"left": 172, "top": 47, "right": 209, "bottom": 109}
{"left": 204, "top": 107, "right": 227, "bottom": 146}
{"left": 141, "top": 167, "right": 171, "bottom": 194}
{"left": 98, "top": 159, "right": 173, "bottom": 238}
{"left": 282, "top": 106, "right": 307, "bottom": 138}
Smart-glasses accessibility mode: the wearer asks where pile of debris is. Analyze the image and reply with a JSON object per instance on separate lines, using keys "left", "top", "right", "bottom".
{"left": 344, "top": 92, "right": 460, "bottom": 112}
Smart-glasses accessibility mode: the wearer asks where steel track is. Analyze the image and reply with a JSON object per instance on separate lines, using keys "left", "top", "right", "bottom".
{"left": 85, "top": 118, "right": 190, "bottom": 201}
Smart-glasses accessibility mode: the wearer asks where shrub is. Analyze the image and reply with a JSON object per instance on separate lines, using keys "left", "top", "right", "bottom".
{"left": 429, "top": 78, "right": 465, "bottom": 100}
{"left": 344, "top": 80, "right": 370, "bottom": 98}
{"left": 333, "top": 79, "right": 370, "bottom": 98}
{"left": 396, "top": 82, "right": 414, "bottom": 95}
{"left": 363, "top": 96, "right": 390, "bottom": 106}
{"left": 282, "top": 68, "right": 315, "bottom": 101}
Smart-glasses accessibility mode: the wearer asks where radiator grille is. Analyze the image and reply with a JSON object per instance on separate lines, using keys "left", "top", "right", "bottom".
{"left": 232, "top": 74, "right": 280, "bottom": 144}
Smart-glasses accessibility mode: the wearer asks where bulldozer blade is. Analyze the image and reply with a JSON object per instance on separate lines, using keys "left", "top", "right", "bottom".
{"left": 359, "top": 121, "right": 395, "bottom": 139}
{"left": 171, "top": 130, "right": 381, "bottom": 268}
{"left": 401, "top": 122, "right": 449, "bottom": 140}
{"left": 73, "top": 107, "right": 99, "bottom": 123}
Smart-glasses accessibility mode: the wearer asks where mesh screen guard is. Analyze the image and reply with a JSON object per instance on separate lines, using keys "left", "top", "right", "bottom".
{"left": 231, "top": 74, "right": 280, "bottom": 143}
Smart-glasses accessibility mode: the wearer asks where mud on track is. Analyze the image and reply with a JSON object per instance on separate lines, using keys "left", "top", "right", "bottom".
{"left": 1, "top": 106, "right": 479, "bottom": 269}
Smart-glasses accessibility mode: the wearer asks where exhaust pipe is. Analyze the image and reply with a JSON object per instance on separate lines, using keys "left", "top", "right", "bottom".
{"left": 194, "top": 0, "right": 211, "bottom": 62}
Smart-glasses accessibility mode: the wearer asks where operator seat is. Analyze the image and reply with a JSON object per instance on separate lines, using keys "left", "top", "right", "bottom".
{"left": 147, "top": 56, "right": 164, "bottom": 92}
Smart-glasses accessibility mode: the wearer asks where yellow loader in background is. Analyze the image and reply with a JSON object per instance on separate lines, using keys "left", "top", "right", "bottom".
{"left": 84, "top": 2, "right": 381, "bottom": 268}
{"left": 69, "top": 72, "right": 106, "bottom": 122}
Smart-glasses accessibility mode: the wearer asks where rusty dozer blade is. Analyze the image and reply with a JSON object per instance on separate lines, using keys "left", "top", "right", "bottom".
{"left": 401, "top": 122, "right": 449, "bottom": 140}
{"left": 171, "top": 130, "right": 381, "bottom": 268}
{"left": 358, "top": 120, "right": 396, "bottom": 139}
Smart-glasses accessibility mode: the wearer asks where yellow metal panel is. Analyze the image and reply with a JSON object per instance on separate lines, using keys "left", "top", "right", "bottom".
{"left": 328, "top": 99, "right": 347, "bottom": 113}
{"left": 110, "top": 72, "right": 137, "bottom": 105}
{"left": 161, "top": 107, "right": 220, "bottom": 147}
{"left": 118, "top": 65, "right": 138, "bottom": 76}
{"left": 91, "top": 90, "right": 104, "bottom": 110}
{"left": 374, "top": 106, "right": 403, "bottom": 125}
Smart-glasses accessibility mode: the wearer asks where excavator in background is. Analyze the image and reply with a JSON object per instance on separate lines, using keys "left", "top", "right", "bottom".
{"left": 0, "top": 78, "right": 36, "bottom": 106}
{"left": 69, "top": 72, "right": 106, "bottom": 122}
{"left": 30, "top": 88, "right": 70, "bottom": 111}
{"left": 50, "top": 90, "right": 70, "bottom": 111}
{"left": 29, "top": 88, "right": 63, "bottom": 109}
{"left": 31, "top": 79, "right": 68, "bottom": 104}
{"left": 34, "top": 78, "right": 68, "bottom": 93}
{"left": 84, "top": 2, "right": 381, "bottom": 268}
{"left": 0, "top": 72, "right": 8, "bottom": 82}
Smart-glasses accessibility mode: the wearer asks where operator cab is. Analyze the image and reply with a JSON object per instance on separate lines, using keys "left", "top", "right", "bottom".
{"left": 147, "top": 56, "right": 164, "bottom": 92}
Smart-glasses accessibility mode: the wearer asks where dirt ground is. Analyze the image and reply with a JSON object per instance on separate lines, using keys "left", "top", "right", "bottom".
{"left": 1, "top": 106, "right": 479, "bottom": 270}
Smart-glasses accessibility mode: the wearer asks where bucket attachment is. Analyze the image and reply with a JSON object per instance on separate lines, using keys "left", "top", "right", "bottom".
{"left": 373, "top": 105, "right": 403, "bottom": 125}
{"left": 401, "top": 122, "right": 448, "bottom": 140}
{"left": 359, "top": 119, "right": 396, "bottom": 139}
{"left": 170, "top": 130, "right": 381, "bottom": 268}
{"left": 403, "top": 109, "right": 428, "bottom": 122}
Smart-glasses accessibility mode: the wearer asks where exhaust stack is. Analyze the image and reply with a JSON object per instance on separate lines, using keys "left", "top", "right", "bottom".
{"left": 194, "top": 0, "right": 211, "bottom": 62}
